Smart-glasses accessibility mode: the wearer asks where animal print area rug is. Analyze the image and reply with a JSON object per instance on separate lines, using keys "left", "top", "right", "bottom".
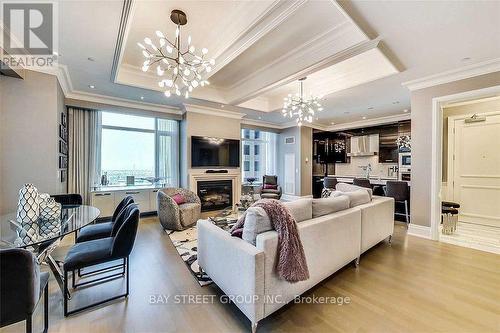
{"left": 166, "top": 226, "right": 213, "bottom": 286}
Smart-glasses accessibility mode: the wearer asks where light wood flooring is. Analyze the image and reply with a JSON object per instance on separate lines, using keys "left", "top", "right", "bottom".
{"left": 1, "top": 218, "right": 499, "bottom": 333}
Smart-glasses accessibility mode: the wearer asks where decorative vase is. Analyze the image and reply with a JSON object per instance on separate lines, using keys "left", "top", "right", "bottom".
{"left": 39, "top": 193, "right": 62, "bottom": 221}
{"left": 16, "top": 184, "right": 40, "bottom": 225}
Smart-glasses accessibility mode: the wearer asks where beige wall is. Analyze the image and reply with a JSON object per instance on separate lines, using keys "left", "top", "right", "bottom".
{"left": 442, "top": 97, "right": 500, "bottom": 182}
{"left": 0, "top": 70, "right": 67, "bottom": 214}
{"left": 410, "top": 72, "right": 500, "bottom": 227}
{"left": 180, "top": 111, "right": 242, "bottom": 187}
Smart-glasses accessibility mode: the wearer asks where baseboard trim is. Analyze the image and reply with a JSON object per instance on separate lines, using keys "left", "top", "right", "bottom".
{"left": 407, "top": 224, "right": 432, "bottom": 239}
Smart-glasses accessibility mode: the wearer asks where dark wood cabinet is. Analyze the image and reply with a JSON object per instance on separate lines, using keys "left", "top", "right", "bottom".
{"left": 378, "top": 124, "right": 399, "bottom": 163}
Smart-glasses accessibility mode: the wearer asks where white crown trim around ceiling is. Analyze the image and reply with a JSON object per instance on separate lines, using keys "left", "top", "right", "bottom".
{"left": 327, "top": 113, "right": 411, "bottom": 131}
{"left": 184, "top": 104, "right": 246, "bottom": 119}
{"left": 209, "top": 0, "right": 307, "bottom": 78}
{"left": 402, "top": 58, "right": 500, "bottom": 91}
{"left": 240, "top": 118, "right": 287, "bottom": 130}
{"left": 28, "top": 64, "right": 182, "bottom": 115}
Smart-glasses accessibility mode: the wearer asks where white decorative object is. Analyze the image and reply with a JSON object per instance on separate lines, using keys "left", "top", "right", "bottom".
{"left": 396, "top": 135, "right": 411, "bottom": 149}
{"left": 16, "top": 184, "right": 40, "bottom": 224}
{"left": 282, "top": 77, "right": 323, "bottom": 126}
{"left": 39, "top": 193, "right": 62, "bottom": 220}
{"left": 138, "top": 9, "right": 215, "bottom": 99}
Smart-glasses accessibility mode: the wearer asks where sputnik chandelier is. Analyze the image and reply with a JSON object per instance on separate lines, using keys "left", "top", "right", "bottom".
{"left": 138, "top": 9, "right": 215, "bottom": 99}
{"left": 282, "top": 77, "right": 323, "bottom": 126}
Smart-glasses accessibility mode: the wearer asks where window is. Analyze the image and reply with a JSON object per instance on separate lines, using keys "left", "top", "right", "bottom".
{"left": 241, "top": 128, "right": 277, "bottom": 182}
{"left": 100, "top": 112, "right": 179, "bottom": 187}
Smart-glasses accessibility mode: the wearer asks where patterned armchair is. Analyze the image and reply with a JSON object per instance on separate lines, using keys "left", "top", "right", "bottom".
{"left": 157, "top": 188, "right": 201, "bottom": 231}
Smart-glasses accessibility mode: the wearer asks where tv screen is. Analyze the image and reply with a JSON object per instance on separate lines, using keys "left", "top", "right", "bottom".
{"left": 191, "top": 136, "right": 240, "bottom": 168}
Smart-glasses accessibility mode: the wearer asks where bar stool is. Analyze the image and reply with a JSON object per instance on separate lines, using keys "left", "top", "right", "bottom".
{"left": 442, "top": 206, "right": 459, "bottom": 234}
{"left": 322, "top": 177, "right": 337, "bottom": 197}
{"left": 385, "top": 181, "right": 410, "bottom": 226}
{"left": 353, "top": 178, "right": 371, "bottom": 188}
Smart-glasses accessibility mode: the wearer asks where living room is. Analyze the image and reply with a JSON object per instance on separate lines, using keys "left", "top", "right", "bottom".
{"left": 1, "top": 1, "right": 499, "bottom": 332}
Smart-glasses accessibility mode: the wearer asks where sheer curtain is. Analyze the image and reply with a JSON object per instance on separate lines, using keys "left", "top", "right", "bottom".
{"left": 67, "top": 107, "right": 101, "bottom": 204}
{"left": 157, "top": 118, "right": 179, "bottom": 187}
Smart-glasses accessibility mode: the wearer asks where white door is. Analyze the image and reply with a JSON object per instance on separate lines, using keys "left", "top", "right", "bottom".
{"left": 452, "top": 113, "right": 500, "bottom": 227}
{"left": 284, "top": 153, "right": 295, "bottom": 195}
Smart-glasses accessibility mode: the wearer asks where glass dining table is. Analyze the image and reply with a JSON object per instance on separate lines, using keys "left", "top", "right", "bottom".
{"left": 0, "top": 205, "right": 101, "bottom": 293}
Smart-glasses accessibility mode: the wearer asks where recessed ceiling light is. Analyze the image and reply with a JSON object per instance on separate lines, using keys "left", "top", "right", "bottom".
{"left": 392, "top": 101, "right": 399, "bottom": 104}
{"left": 220, "top": 105, "right": 224, "bottom": 108}
{"left": 88, "top": 85, "right": 95, "bottom": 89}
{"left": 258, "top": 116, "right": 262, "bottom": 120}
{"left": 461, "top": 57, "right": 471, "bottom": 62}
{"left": 331, "top": 122, "right": 335, "bottom": 125}
{"left": 140, "top": 96, "right": 144, "bottom": 100}
{"left": 367, "top": 107, "right": 374, "bottom": 110}
{"left": 403, "top": 109, "right": 409, "bottom": 113}
{"left": 362, "top": 116, "right": 367, "bottom": 120}
{"left": 87, "top": 57, "right": 95, "bottom": 62}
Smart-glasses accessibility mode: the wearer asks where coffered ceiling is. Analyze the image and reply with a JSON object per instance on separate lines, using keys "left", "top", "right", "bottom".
{"left": 4, "top": 0, "right": 499, "bottom": 127}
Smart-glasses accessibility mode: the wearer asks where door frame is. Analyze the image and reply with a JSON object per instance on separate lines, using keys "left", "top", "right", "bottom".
{"left": 430, "top": 85, "right": 500, "bottom": 241}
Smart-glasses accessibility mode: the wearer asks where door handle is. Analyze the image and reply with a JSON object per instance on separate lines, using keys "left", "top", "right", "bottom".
{"left": 126, "top": 191, "right": 140, "bottom": 194}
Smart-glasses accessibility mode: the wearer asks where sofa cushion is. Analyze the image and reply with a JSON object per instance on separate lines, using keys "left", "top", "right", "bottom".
{"left": 283, "top": 198, "right": 312, "bottom": 223}
{"left": 312, "top": 195, "right": 350, "bottom": 218}
{"left": 336, "top": 189, "right": 371, "bottom": 207}
{"left": 336, "top": 183, "right": 373, "bottom": 199}
{"left": 242, "top": 207, "right": 273, "bottom": 245}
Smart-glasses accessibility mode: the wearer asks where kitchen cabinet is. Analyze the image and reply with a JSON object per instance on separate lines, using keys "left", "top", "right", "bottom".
{"left": 91, "top": 187, "right": 160, "bottom": 218}
{"left": 378, "top": 125, "right": 399, "bottom": 163}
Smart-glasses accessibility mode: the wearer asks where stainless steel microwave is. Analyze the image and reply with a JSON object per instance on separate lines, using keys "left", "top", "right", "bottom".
{"left": 399, "top": 153, "right": 411, "bottom": 167}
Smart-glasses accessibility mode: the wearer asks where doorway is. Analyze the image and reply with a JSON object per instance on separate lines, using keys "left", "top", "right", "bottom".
{"left": 439, "top": 96, "right": 500, "bottom": 253}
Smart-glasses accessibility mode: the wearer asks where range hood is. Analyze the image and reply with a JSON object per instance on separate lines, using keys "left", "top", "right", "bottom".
{"left": 347, "top": 134, "right": 379, "bottom": 157}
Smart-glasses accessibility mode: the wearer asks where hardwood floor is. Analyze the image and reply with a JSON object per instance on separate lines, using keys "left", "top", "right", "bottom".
{"left": 2, "top": 218, "right": 499, "bottom": 333}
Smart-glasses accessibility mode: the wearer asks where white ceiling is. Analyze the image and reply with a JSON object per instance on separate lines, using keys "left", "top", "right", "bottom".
{"left": 9, "top": 0, "right": 500, "bottom": 127}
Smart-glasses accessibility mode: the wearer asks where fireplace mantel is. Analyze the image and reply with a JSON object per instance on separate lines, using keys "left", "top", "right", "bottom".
{"left": 189, "top": 172, "right": 241, "bottom": 210}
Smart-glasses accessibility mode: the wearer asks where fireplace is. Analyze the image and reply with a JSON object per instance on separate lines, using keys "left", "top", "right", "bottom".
{"left": 197, "top": 180, "right": 233, "bottom": 212}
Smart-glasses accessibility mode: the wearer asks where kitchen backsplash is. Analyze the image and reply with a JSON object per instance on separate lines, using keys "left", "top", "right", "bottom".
{"left": 335, "top": 156, "right": 398, "bottom": 178}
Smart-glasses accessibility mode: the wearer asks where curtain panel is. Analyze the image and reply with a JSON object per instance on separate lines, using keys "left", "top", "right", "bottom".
{"left": 67, "top": 107, "right": 101, "bottom": 204}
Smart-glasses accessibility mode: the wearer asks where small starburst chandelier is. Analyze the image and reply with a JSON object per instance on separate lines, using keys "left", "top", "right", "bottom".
{"left": 282, "top": 77, "right": 323, "bottom": 126}
{"left": 138, "top": 10, "right": 215, "bottom": 99}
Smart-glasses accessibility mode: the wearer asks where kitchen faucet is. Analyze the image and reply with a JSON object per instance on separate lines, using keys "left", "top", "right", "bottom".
{"left": 359, "top": 163, "right": 372, "bottom": 178}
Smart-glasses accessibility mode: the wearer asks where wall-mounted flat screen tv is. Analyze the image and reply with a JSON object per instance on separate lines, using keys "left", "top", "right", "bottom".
{"left": 191, "top": 136, "right": 240, "bottom": 168}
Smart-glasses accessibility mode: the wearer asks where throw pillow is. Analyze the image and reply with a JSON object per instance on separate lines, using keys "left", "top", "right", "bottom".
{"left": 336, "top": 189, "right": 371, "bottom": 207}
{"left": 283, "top": 198, "right": 313, "bottom": 223}
{"left": 263, "top": 184, "right": 278, "bottom": 190}
{"left": 171, "top": 193, "right": 186, "bottom": 205}
{"left": 242, "top": 207, "right": 273, "bottom": 245}
{"left": 336, "top": 183, "right": 373, "bottom": 199}
{"left": 321, "top": 187, "right": 335, "bottom": 198}
{"left": 312, "top": 195, "right": 350, "bottom": 218}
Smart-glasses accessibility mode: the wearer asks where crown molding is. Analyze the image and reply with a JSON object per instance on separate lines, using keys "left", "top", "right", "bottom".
{"left": 326, "top": 113, "right": 411, "bottom": 131}
{"left": 184, "top": 104, "right": 246, "bottom": 119}
{"left": 66, "top": 90, "right": 182, "bottom": 115}
{"left": 208, "top": 0, "right": 307, "bottom": 78}
{"left": 402, "top": 58, "right": 500, "bottom": 92}
{"left": 240, "top": 118, "right": 285, "bottom": 130}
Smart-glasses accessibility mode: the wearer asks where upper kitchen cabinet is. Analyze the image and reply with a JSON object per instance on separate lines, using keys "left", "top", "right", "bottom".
{"left": 379, "top": 124, "right": 399, "bottom": 163}
{"left": 313, "top": 131, "right": 349, "bottom": 164}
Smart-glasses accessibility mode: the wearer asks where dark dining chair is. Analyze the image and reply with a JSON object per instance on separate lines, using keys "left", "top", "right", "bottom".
{"left": 50, "top": 194, "right": 83, "bottom": 206}
{"left": 384, "top": 181, "right": 410, "bottom": 225}
{"left": 353, "top": 178, "right": 371, "bottom": 188}
{"left": 63, "top": 204, "right": 140, "bottom": 316}
{"left": 0, "top": 248, "right": 49, "bottom": 333}
{"left": 76, "top": 196, "right": 134, "bottom": 243}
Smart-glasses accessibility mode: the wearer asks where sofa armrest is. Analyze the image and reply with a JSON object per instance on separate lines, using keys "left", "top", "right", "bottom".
{"left": 197, "top": 220, "right": 265, "bottom": 323}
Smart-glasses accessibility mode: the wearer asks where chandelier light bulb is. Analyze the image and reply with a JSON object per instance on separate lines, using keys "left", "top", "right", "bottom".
{"left": 144, "top": 37, "right": 152, "bottom": 45}
{"left": 202, "top": 48, "right": 208, "bottom": 55}
{"left": 137, "top": 42, "right": 145, "bottom": 49}
{"left": 188, "top": 35, "right": 192, "bottom": 45}
{"left": 164, "top": 90, "right": 171, "bottom": 97}
{"left": 156, "top": 30, "right": 164, "bottom": 38}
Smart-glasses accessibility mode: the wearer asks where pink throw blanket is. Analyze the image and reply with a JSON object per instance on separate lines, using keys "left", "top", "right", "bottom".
{"left": 230, "top": 199, "right": 309, "bottom": 283}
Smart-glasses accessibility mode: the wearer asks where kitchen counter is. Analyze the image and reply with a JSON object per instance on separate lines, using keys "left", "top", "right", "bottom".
{"left": 323, "top": 175, "right": 410, "bottom": 186}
